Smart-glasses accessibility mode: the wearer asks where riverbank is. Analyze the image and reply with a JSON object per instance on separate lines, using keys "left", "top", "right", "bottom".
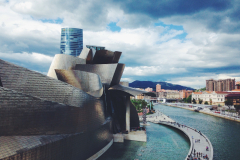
{"left": 164, "top": 103, "right": 240, "bottom": 123}
{"left": 140, "top": 110, "right": 213, "bottom": 160}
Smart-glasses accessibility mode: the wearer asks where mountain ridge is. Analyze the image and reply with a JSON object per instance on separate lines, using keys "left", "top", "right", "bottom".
{"left": 129, "top": 80, "right": 195, "bottom": 91}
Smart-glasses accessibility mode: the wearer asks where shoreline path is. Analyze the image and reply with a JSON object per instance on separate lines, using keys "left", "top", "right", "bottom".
{"left": 139, "top": 111, "right": 213, "bottom": 160}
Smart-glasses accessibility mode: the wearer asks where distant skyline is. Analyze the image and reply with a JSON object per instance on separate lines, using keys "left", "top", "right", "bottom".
{"left": 0, "top": 0, "right": 240, "bottom": 89}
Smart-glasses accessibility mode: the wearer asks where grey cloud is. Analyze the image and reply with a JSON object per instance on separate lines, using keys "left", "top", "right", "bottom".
{"left": 113, "top": 0, "right": 232, "bottom": 18}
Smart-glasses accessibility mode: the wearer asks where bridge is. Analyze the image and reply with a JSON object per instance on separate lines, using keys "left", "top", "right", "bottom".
{"left": 141, "top": 111, "right": 213, "bottom": 160}
{"left": 143, "top": 97, "right": 179, "bottom": 103}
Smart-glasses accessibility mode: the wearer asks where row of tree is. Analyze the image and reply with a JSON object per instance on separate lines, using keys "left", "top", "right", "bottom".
{"left": 192, "top": 98, "right": 209, "bottom": 105}
{"left": 131, "top": 99, "right": 153, "bottom": 112}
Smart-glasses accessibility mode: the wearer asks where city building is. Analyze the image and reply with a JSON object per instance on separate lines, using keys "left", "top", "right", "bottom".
{"left": 156, "top": 84, "right": 161, "bottom": 92}
{"left": 180, "top": 90, "right": 193, "bottom": 99}
{"left": 158, "top": 90, "right": 180, "bottom": 99}
{"left": 86, "top": 45, "right": 105, "bottom": 51}
{"left": 225, "top": 94, "right": 240, "bottom": 106}
{"left": 192, "top": 91, "right": 240, "bottom": 106}
{"left": 60, "top": 28, "right": 83, "bottom": 57}
{"left": 236, "top": 81, "right": 240, "bottom": 89}
{"left": 206, "top": 79, "right": 235, "bottom": 91}
{"left": 145, "top": 87, "right": 153, "bottom": 92}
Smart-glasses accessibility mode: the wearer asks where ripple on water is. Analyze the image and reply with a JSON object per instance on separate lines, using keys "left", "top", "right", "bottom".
{"left": 155, "top": 104, "right": 240, "bottom": 160}
{"left": 99, "top": 120, "right": 189, "bottom": 160}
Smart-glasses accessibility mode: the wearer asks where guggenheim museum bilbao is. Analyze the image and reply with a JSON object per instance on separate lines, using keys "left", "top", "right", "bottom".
{"left": 0, "top": 28, "right": 150, "bottom": 160}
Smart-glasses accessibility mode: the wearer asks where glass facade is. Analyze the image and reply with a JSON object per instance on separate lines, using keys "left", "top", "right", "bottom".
{"left": 60, "top": 28, "right": 83, "bottom": 57}
{"left": 86, "top": 45, "right": 105, "bottom": 51}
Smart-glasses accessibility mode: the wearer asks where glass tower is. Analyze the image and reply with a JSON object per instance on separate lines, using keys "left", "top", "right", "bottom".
{"left": 60, "top": 28, "right": 83, "bottom": 57}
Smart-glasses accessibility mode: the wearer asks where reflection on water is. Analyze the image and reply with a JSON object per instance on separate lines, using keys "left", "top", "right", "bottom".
{"left": 99, "top": 114, "right": 189, "bottom": 160}
{"left": 155, "top": 104, "right": 240, "bottom": 160}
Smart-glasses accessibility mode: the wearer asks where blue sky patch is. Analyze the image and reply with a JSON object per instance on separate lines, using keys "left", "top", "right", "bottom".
{"left": 155, "top": 22, "right": 184, "bottom": 30}
{"left": 155, "top": 21, "right": 187, "bottom": 40}
{"left": 107, "top": 22, "right": 121, "bottom": 32}
{"left": 40, "top": 18, "right": 63, "bottom": 24}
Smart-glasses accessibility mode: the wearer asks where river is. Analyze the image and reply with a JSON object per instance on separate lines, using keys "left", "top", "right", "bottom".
{"left": 99, "top": 104, "right": 240, "bottom": 159}
{"left": 155, "top": 104, "right": 240, "bottom": 160}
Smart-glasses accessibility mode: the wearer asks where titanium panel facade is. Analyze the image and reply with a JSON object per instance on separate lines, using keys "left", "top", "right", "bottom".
{"left": 78, "top": 47, "right": 96, "bottom": 64}
{"left": 74, "top": 64, "right": 118, "bottom": 85}
{"left": 111, "top": 63, "right": 125, "bottom": 86}
{"left": 0, "top": 121, "right": 112, "bottom": 160}
{"left": 92, "top": 50, "right": 122, "bottom": 64}
{"left": 108, "top": 84, "right": 152, "bottom": 96}
{"left": 60, "top": 28, "right": 83, "bottom": 57}
{"left": 0, "top": 77, "right": 2, "bottom": 87}
{"left": 78, "top": 47, "right": 90, "bottom": 59}
{"left": 0, "top": 59, "right": 94, "bottom": 107}
{"left": 55, "top": 69, "right": 103, "bottom": 97}
{"left": 0, "top": 86, "right": 106, "bottom": 135}
{"left": 74, "top": 63, "right": 125, "bottom": 87}
{"left": 47, "top": 54, "right": 86, "bottom": 79}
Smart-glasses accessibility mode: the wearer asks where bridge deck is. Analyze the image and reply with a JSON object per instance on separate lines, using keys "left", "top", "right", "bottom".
{"left": 141, "top": 111, "right": 213, "bottom": 160}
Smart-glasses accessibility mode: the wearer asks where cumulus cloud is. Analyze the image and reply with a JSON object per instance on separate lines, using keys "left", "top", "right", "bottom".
{"left": 0, "top": 0, "right": 240, "bottom": 89}
{"left": 167, "top": 73, "right": 240, "bottom": 89}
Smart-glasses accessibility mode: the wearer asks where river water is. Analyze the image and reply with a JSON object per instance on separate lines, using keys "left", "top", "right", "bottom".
{"left": 155, "top": 104, "right": 240, "bottom": 160}
{"left": 99, "top": 104, "right": 240, "bottom": 160}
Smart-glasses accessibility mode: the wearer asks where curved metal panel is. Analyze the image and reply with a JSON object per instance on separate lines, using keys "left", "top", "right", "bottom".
{"left": 0, "top": 59, "right": 95, "bottom": 107}
{"left": 108, "top": 84, "right": 155, "bottom": 96}
{"left": 78, "top": 47, "right": 90, "bottom": 59}
{"left": 74, "top": 64, "right": 118, "bottom": 85}
{"left": 74, "top": 63, "right": 124, "bottom": 87}
{"left": 92, "top": 50, "right": 122, "bottom": 64}
{"left": 55, "top": 69, "right": 103, "bottom": 97}
{"left": 0, "top": 86, "right": 107, "bottom": 135}
{"left": 0, "top": 77, "right": 2, "bottom": 87}
{"left": 0, "top": 121, "right": 112, "bottom": 160}
{"left": 87, "top": 87, "right": 103, "bottom": 97}
{"left": 47, "top": 54, "right": 86, "bottom": 79}
{"left": 111, "top": 64, "right": 125, "bottom": 86}
{"left": 130, "top": 102, "right": 140, "bottom": 128}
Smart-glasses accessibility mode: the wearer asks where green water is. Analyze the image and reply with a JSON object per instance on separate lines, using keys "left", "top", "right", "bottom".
{"left": 99, "top": 118, "right": 190, "bottom": 160}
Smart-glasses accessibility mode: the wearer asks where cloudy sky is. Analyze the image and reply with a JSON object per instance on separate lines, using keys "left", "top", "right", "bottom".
{"left": 0, "top": 0, "right": 240, "bottom": 89}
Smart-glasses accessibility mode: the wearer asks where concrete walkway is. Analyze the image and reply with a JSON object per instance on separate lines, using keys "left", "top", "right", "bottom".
{"left": 140, "top": 111, "right": 213, "bottom": 160}
{"left": 139, "top": 110, "right": 175, "bottom": 123}
{"left": 166, "top": 103, "right": 240, "bottom": 123}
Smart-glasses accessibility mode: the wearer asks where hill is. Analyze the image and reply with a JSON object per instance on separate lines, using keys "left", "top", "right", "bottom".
{"left": 129, "top": 80, "right": 195, "bottom": 91}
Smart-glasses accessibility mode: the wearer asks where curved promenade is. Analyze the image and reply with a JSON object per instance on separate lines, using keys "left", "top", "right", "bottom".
{"left": 144, "top": 111, "right": 213, "bottom": 160}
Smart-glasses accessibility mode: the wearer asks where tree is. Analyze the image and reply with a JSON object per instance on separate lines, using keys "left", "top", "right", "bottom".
{"left": 183, "top": 98, "right": 187, "bottom": 103}
{"left": 186, "top": 95, "right": 192, "bottom": 103}
{"left": 141, "top": 100, "right": 148, "bottom": 109}
{"left": 225, "top": 99, "right": 233, "bottom": 110}
{"left": 199, "top": 99, "right": 203, "bottom": 104}
{"left": 204, "top": 101, "right": 208, "bottom": 105}
{"left": 210, "top": 99, "right": 212, "bottom": 105}
{"left": 131, "top": 99, "right": 144, "bottom": 111}
{"left": 234, "top": 105, "right": 240, "bottom": 114}
{"left": 192, "top": 98, "right": 196, "bottom": 104}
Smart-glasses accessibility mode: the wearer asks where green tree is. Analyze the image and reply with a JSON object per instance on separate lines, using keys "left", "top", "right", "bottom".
{"left": 141, "top": 100, "right": 148, "bottom": 109}
{"left": 225, "top": 99, "right": 233, "bottom": 110}
{"left": 192, "top": 98, "right": 196, "bottom": 104}
{"left": 234, "top": 105, "right": 240, "bottom": 114}
{"left": 186, "top": 95, "right": 192, "bottom": 103}
{"left": 131, "top": 99, "right": 142, "bottom": 111}
{"left": 199, "top": 99, "right": 203, "bottom": 104}
{"left": 204, "top": 101, "right": 208, "bottom": 105}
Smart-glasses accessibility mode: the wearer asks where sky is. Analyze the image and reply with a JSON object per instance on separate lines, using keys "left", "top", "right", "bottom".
{"left": 0, "top": 0, "right": 240, "bottom": 89}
